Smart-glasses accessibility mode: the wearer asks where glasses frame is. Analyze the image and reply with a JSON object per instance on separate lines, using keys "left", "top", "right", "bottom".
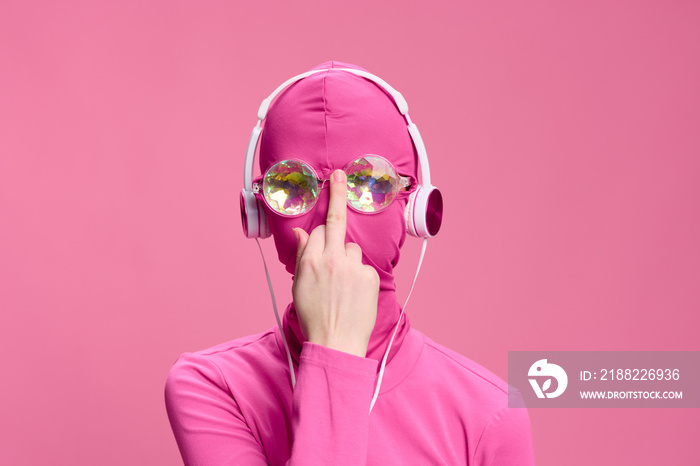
{"left": 252, "top": 154, "right": 412, "bottom": 217}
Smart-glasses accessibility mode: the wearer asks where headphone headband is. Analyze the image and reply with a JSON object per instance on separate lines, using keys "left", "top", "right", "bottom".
{"left": 243, "top": 67, "right": 432, "bottom": 192}
{"left": 257, "top": 68, "right": 409, "bottom": 120}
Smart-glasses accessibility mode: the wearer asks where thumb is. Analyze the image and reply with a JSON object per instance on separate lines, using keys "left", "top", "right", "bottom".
{"left": 293, "top": 227, "right": 309, "bottom": 278}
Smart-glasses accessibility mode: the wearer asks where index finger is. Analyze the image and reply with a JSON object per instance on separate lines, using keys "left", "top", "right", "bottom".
{"left": 324, "top": 169, "right": 347, "bottom": 252}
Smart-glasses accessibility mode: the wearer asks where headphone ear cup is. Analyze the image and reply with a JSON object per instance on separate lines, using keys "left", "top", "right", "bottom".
{"left": 258, "top": 199, "right": 270, "bottom": 238}
{"left": 240, "top": 189, "right": 271, "bottom": 239}
{"left": 405, "top": 186, "right": 444, "bottom": 238}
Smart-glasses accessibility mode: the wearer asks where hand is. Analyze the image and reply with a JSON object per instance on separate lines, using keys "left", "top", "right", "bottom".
{"left": 292, "top": 170, "right": 380, "bottom": 358}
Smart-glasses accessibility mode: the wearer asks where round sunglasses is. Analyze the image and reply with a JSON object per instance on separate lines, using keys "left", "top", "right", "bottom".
{"left": 252, "top": 155, "right": 411, "bottom": 216}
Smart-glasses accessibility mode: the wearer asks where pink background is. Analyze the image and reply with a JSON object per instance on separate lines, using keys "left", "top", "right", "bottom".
{"left": 1, "top": 1, "right": 698, "bottom": 464}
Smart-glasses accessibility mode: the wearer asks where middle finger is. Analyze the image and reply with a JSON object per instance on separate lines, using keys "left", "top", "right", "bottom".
{"left": 324, "top": 169, "right": 347, "bottom": 253}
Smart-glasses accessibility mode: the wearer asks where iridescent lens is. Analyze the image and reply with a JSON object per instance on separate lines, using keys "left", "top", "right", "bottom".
{"left": 345, "top": 155, "right": 399, "bottom": 213}
{"left": 262, "top": 160, "right": 319, "bottom": 215}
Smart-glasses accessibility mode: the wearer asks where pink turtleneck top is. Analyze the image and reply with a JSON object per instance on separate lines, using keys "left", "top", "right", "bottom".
{"left": 164, "top": 305, "right": 535, "bottom": 465}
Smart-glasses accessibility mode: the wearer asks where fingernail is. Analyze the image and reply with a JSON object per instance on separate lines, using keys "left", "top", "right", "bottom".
{"left": 292, "top": 228, "right": 299, "bottom": 243}
{"left": 333, "top": 170, "right": 344, "bottom": 183}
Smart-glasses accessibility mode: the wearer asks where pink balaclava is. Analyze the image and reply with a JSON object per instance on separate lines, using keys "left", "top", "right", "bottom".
{"left": 259, "top": 60, "right": 419, "bottom": 365}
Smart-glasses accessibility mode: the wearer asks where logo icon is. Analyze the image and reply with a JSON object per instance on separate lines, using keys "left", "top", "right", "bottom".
{"left": 528, "top": 359, "right": 568, "bottom": 398}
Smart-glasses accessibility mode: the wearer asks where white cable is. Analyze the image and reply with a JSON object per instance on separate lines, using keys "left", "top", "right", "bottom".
{"left": 255, "top": 238, "right": 296, "bottom": 389}
{"left": 369, "top": 237, "right": 428, "bottom": 415}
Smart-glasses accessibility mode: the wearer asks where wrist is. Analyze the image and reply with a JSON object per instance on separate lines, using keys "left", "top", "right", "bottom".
{"left": 307, "top": 335, "right": 369, "bottom": 358}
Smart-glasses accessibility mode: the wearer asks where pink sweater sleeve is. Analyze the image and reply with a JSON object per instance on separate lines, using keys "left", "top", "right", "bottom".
{"left": 289, "top": 342, "right": 379, "bottom": 464}
{"left": 471, "top": 390, "right": 536, "bottom": 466}
{"left": 164, "top": 341, "right": 379, "bottom": 465}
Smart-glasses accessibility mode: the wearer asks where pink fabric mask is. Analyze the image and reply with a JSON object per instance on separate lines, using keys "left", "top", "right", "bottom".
{"left": 259, "top": 61, "right": 418, "bottom": 364}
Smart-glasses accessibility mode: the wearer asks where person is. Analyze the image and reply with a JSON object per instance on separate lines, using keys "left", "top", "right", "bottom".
{"left": 164, "top": 60, "right": 535, "bottom": 465}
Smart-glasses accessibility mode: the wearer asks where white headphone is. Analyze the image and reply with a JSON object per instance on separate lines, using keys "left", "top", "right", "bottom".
{"left": 240, "top": 67, "right": 443, "bottom": 239}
